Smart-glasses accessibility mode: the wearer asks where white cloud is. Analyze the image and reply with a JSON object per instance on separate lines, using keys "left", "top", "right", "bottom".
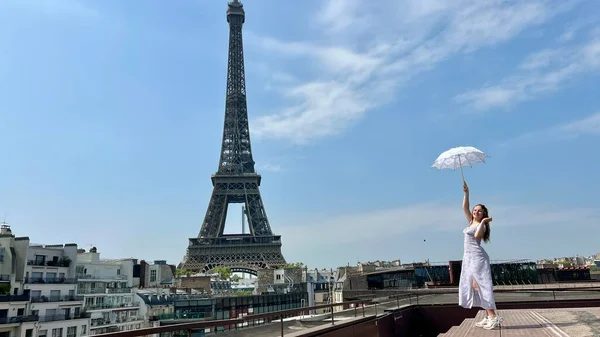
{"left": 248, "top": 0, "right": 571, "bottom": 145}
{"left": 257, "top": 163, "right": 282, "bottom": 173}
{"left": 558, "top": 16, "right": 600, "bottom": 42}
{"left": 278, "top": 201, "right": 598, "bottom": 251}
{"left": 456, "top": 36, "right": 600, "bottom": 111}
{"left": 500, "top": 111, "right": 600, "bottom": 147}
{"left": 556, "top": 111, "right": 600, "bottom": 137}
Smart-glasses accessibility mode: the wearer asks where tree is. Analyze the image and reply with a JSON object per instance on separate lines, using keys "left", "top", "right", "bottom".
{"left": 175, "top": 269, "right": 191, "bottom": 278}
{"left": 283, "top": 262, "right": 305, "bottom": 269}
{"left": 231, "top": 274, "right": 241, "bottom": 282}
{"left": 212, "top": 267, "right": 231, "bottom": 280}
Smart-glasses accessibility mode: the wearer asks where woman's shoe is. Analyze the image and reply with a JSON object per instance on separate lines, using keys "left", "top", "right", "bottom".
{"left": 474, "top": 316, "right": 489, "bottom": 328}
{"left": 483, "top": 315, "right": 503, "bottom": 330}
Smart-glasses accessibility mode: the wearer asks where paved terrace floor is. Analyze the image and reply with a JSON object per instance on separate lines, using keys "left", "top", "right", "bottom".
{"left": 439, "top": 307, "right": 600, "bottom": 337}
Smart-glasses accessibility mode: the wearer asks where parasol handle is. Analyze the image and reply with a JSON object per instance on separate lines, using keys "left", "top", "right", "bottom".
{"left": 458, "top": 155, "right": 465, "bottom": 183}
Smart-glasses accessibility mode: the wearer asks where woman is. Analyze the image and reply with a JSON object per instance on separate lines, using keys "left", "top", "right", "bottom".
{"left": 459, "top": 181, "right": 502, "bottom": 330}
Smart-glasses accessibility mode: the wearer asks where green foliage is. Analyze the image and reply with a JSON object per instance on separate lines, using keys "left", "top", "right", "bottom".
{"left": 283, "top": 262, "right": 305, "bottom": 269}
{"left": 230, "top": 274, "right": 241, "bottom": 282}
{"left": 59, "top": 256, "right": 71, "bottom": 267}
{"left": 175, "top": 269, "right": 191, "bottom": 278}
{"left": 0, "top": 284, "right": 10, "bottom": 295}
{"left": 212, "top": 266, "right": 231, "bottom": 280}
{"left": 234, "top": 290, "right": 253, "bottom": 296}
{"left": 590, "top": 265, "right": 599, "bottom": 272}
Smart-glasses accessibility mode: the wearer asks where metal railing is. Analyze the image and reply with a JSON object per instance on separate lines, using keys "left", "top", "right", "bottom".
{"left": 31, "top": 295, "right": 84, "bottom": 303}
{"left": 90, "top": 316, "right": 144, "bottom": 327}
{"left": 95, "top": 299, "right": 371, "bottom": 337}
{"left": 0, "top": 275, "right": 10, "bottom": 282}
{"left": 0, "top": 315, "right": 38, "bottom": 324}
{"left": 0, "top": 294, "right": 29, "bottom": 302}
{"left": 27, "top": 260, "right": 71, "bottom": 267}
{"left": 106, "top": 288, "right": 132, "bottom": 294}
{"left": 38, "top": 313, "right": 91, "bottom": 322}
{"left": 78, "top": 275, "right": 129, "bottom": 280}
{"left": 25, "top": 277, "right": 77, "bottom": 284}
{"left": 86, "top": 302, "right": 140, "bottom": 310}
{"left": 78, "top": 288, "right": 132, "bottom": 295}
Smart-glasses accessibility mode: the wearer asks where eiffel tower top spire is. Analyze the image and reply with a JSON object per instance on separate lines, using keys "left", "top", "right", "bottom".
{"left": 218, "top": 0, "right": 253, "bottom": 176}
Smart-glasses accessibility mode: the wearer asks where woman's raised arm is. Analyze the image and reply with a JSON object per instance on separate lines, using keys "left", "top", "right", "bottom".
{"left": 462, "top": 181, "right": 472, "bottom": 224}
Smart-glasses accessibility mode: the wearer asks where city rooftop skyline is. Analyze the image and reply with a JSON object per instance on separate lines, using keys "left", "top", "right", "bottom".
{"left": 0, "top": 0, "right": 599, "bottom": 269}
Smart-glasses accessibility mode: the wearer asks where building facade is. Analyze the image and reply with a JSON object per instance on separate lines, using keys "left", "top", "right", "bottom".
{"left": 75, "top": 248, "right": 143, "bottom": 335}
{"left": 0, "top": 224, "right": 36, "bottom": 337}
{"left": 24, "top": 241, "right": 90, "bottom": 337}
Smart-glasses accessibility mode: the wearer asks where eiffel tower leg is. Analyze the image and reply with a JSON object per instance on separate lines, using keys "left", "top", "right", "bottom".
{"left": 244, "top": 188, "right": 273, "bottom": 237}
{"left": 199, "top": 189, "right": 228, "bottom": 238}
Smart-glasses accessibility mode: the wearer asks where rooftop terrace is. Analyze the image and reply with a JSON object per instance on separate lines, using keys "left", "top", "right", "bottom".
{"left": 93, "top": 283, "right": 600, "bottom": 337}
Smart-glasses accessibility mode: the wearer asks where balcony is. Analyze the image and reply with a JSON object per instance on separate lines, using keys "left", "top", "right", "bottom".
{"left": 0, "top": 315, "right": 38, "bottom": 325}
{"left": 107, "top": 288, "right": 132, "bottom": 294}
{"left": 38, "top": 312, "right": 91, "bottom": 322}
{"left": 25, "top": 277, "right": 77, "bottom": 284}
{"left": 28, "top": 259, "right": 71, "bottom": 267}
{"left": 86, "top": 302, "right": 140, "bottom": 310}
{"left": 31, "top": 295, "right": 84, "bottom": 303}
{"left": 78, "top": 275, "right": 128, "bottom": 281}
{"left": 0, "top": 275, "right": 10, "bottom": 282}
{"left": 0, "top": 294, "right": 30, "bottom": 302}
{"left": 78, "top": 288, "right": 132, "bottom": 295}
{"left": 90, "top": 316, "right": 143, "bottom": 327}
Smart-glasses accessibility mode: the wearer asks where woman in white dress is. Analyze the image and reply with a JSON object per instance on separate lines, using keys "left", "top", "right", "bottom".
{"left": 459, "top": 181, "right": 503, "bottom": 330}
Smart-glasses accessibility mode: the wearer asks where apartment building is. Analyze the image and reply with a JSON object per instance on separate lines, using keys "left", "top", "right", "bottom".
{"left": 137, "top": 261, "right": 174, "bottom": 289}
{"left": 0, "top": 223, "right": 36, "bottom": 337}
{"left": 24, "top": 241, "right": 89, "bottom": 337}
{"left": 75, "top": 248, "right": 144, "bottom": 335}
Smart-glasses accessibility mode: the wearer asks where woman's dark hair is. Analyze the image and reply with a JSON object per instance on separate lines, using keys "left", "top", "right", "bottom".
{"left": 475, "top": 204, "right": 491, "bottom": 243}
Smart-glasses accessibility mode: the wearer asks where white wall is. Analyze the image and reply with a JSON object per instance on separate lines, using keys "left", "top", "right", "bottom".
{"left": 37, "top": 317, "right": 90, "bottom": 337}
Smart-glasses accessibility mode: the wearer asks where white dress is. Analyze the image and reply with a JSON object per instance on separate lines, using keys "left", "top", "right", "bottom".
{"left": 458, "top": 224, "right": 497, "bottom": 310}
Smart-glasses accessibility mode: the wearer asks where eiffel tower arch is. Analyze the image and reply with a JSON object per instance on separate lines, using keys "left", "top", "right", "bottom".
{"left": 180, "top": 0, "right": 286, "bottom": 275}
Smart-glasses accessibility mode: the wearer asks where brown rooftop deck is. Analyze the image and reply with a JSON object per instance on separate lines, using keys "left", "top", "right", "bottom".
{"left": 439, "top": 307, "right": 600, "bottom": 337}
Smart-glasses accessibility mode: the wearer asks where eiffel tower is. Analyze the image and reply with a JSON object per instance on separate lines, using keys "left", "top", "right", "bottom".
{"left": 181, "top": 0, "right": 286, "bottom": 275}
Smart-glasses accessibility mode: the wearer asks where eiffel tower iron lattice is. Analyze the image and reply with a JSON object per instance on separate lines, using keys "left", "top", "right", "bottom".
{"left": 180, "top": 0, "right": 286, "bottom": 275}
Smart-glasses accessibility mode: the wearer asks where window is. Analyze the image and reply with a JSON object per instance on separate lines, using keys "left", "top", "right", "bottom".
{"left": 49, "top": 290, "right": 60, "bottom": 301}
{"left": 34, "top": 255, "right": 46, "bottom": 265}
{"left": 51, "top": 328, "right": 62, "bottom": 337}
{"left": 150, "top": 270, "right": 157, "bottom": 282}
{"left": 66, "top": 327, "right": 76, "bottom": 337}
{"left": 25, "top": 329, "right": 33, "bottom": 337}
{"left": 81, "top": 326, "right": 87, "bottom": 336}
{"left": 31, "top": 290, "right": 42, "bottom": 300}
{"left": 0, "top": 248, "right": 4, "bottom": 262}
{"left": 38, "top": 330, "right": 47, "bottom": 337}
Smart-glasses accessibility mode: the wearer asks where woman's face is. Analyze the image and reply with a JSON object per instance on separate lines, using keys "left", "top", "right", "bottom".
{"left": 472, "top": 205, "right": 485, "bottom": 221}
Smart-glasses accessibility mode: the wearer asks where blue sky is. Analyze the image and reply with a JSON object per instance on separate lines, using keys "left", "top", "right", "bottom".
{"left": 1, "top": 0, "right": 599, "bottom": 269}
